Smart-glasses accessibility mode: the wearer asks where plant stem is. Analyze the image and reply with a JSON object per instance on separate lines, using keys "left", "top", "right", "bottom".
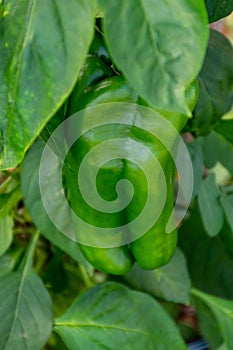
{"left": 79, "top": 264, "right": 94, "bottom": 289}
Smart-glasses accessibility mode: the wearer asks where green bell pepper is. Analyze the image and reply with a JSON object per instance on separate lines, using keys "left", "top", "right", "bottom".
{"left": 64, "top": 67, "right": 196, "bottom": 274}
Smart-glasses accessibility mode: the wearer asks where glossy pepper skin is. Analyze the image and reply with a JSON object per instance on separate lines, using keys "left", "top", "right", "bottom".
{"left": 89, "top": 29, "right": 112, "bottom": 66}
{"left": 65, "top": 51, "right": 198, "bottom": 273}
{"left": 128, "top": 136, "right": 178, "bottom": 269}
{"left": 67, "top": 54, "right": 113, "bottom": 116}
{"left": 65, "top": 75, "right": 137, "bottom": 275}
{"left": 130, "top": 83, "right": 198, "bottom": 269}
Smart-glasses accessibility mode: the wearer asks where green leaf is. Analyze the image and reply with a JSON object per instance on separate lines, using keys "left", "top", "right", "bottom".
{"left": 205, "top": 0, "right": 233, "bottom": 22}
{"left": 203, "top": 129, "right": 233, "bottom": 174}
{"left": 192, "top": 288, "right": 233, "bottom": 350}
{"left": 201, "top": 30, "right": 233, "bottom": 121}
{"left": 186, "top": 138, "right": 204, "bottom": 199}
{"left": 125, "top": 248, "right": 191, "bottom": 304}
{"left": 193, "top": 296, "right": 223, "bottom": 349}
{"left": 0, "top": 0, "right": 95, "bottom": 170}
{"left": 189, "top": 30, "right": 233, "bottom": 135}
{"left": 0, "top": 186, "right": 21, "bottom": 217}
{"left": 179, "top": 205, "right": 233, "bottom": 299}
{"left": 198, "top": 173, "right": 224, "bottom": 237}
{"left": 0, "top": 252, "right": 17, "bottom": 278}
{"left": 0, "top": 215, "right": 13, "bottom": 256}
{"left": 190, "top": 30, "right": 233, "bottom": 135}
{"left": 220, "top": 194, "right": 233, "bottom": 232}
{"left": 40, "top": 104, "right": 67, "bottom": 145}
{"left": 100, "top": 0, "right": 209, "bottom": 114}
{"left": 54, "top": 282, "right": 187, "bottom": 350}
{"left": 21, "top": 141, "right": 93, "bottom": 273}
{"left": 215, "top": 120, "right": 233, "bottom": 145}
{"left": 0, "top": 233, "right": 53, "bottom": 350}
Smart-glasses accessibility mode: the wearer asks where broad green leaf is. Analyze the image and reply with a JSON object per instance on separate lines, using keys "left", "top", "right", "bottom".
{"left": 215, "top": 120, "right": 233, "bottom": 145}
{"left": 220, "top": 194, "right": 233, "bottom": 232}
{"left": 21, "top": 141, "right": 93, "bottom": 273}
{"left": 186, "top": 138, "right": 204, "bottom": 200}
{"left": 39, "top": 104, "right": 68, "bottom": 166}
{"left": 205, "top": 0, "right": 233, "bottom": 22}
{"left": 0, "top": 0, "right": 95, "bottom": 170}
{"left": 125, "top": 248, "right": 191, "bottom": 304}
{"left": 0, "top": 215, "right": 13, "bottom": 256}
{"left": 0, "top": 186, "right": 21, "bottom": 217}
{"left": 193, "top": 296, "right": 223, "bottom": 349}
{"left": 0, "top": 233, "right": 53, "bottom": 350}
{"left": 54, "top": 282, "right": 187, "bottom": 350}
{"left": 0, "top": 253, "right": 16, "bottom": 278}
{"left": 203, "top": 129, "right": 233, "bottom": 174}
{"left": 0, "top": 247, "right": 23, "bottom": 278}
{"left": 40, "top": 105, "right": 67, "bottom": 142}
{"left": 179, "top": 206, "right": 233, "bottom": 299}
{"left": 192, "top": 288, "right": 233, "bottom": 350}
{"left": 189, "top": 30, "right": 233, "bottom": 135}
{"left": 198, "top": 173, "right": 224, "bottom": 237}
{"left": 100, "top": 0, "right": 209, "bottom": 114}
{"left": 217, "top": 344, "right": 228, "bottom": 350}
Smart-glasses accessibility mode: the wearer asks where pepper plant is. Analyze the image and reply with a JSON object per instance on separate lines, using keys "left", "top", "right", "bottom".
{"left": 0, "top": 1, "right": 233, "bottom": 349}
